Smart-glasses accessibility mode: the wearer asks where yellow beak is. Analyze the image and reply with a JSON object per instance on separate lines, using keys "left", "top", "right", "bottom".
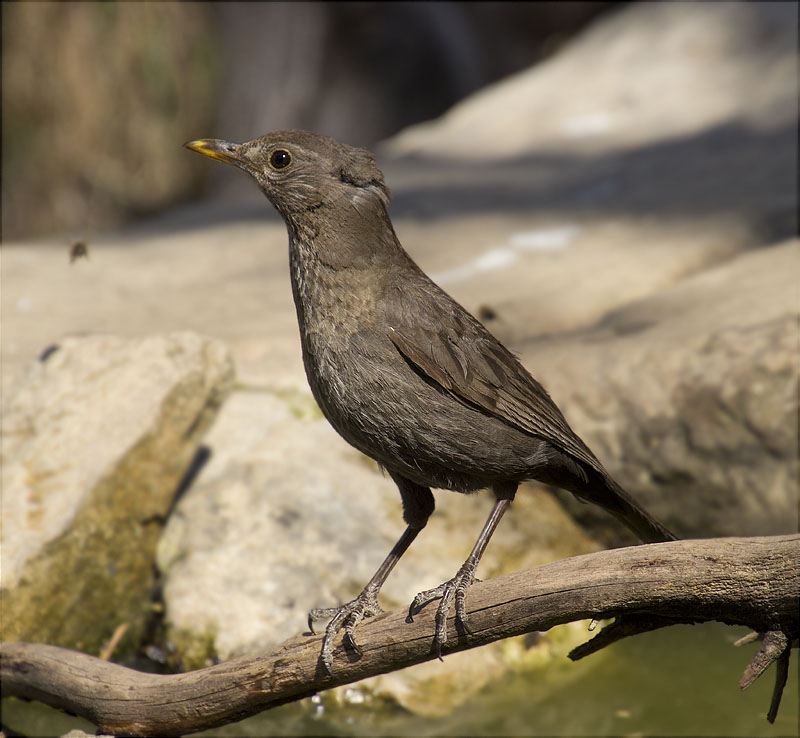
{"left": 184, "top": 138, "right": 245, "bottom": 167}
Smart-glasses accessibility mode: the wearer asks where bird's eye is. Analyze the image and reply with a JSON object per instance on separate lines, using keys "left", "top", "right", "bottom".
{"left": 268, "top": 149, "right": 292, "bottom": 170}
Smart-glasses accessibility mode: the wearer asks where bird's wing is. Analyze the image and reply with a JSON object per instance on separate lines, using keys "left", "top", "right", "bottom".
{"left": 388, "top": 312, "right": 602, "bottom": 473}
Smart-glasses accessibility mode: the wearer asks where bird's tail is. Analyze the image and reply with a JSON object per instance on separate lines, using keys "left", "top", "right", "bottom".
{"left": 593, "top": 474, "right": 677, "bottom": 544}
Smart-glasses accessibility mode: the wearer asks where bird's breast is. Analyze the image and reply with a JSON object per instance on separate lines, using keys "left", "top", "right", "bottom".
{"left": 288, "top": 244, "right": 387, "bottom": 423}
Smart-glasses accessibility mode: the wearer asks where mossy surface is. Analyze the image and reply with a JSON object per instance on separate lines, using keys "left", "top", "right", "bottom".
{"left": 1, "top": 363, "right": 232, "bottom": 656}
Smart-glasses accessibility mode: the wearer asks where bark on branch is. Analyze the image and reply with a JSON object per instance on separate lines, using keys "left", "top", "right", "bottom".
{"left": 2, "top": 535, "right": 797, "bottom": 737}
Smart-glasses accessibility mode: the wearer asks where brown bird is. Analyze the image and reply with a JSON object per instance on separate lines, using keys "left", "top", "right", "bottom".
{"left": 186, "top": 131, "right": 675, "bottom": 673}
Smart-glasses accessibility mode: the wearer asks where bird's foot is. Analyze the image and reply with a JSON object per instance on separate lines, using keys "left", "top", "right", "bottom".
{"left": 308, "top": 588, "right": 383, "bottom": 675}
{"left": 407, "top": 562, "right": 478, "bottom": 660}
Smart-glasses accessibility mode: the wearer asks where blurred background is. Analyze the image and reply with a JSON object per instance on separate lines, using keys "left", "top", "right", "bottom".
{"left": 2, "top": 1, "right": 618, "bottom": 240}
{"left": 2, "top": 3, "right": 798, "bottom": 737}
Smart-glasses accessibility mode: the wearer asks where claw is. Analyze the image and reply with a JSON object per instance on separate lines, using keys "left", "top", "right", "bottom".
{"left": 408, "top": 582, "right": 447, "bottom": 621}
{"left": 343, "top": 622, "right": 363, "bottom": 657}
{"left": 409, "top": 565, "right": 477, "bottom": 658}
{"left": 308, "top": 590, "right": 383, "bottom": 674}
{"left": 455, "top": 587, "right": 473, "bottom": 635}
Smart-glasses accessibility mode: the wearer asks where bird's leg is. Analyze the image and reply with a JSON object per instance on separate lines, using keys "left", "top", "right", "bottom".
{"left": 409, "top": 487, "right": 515, "bottom": 659}
{"left": 308, "top": 523, "right": 422, "bottom": 674}
{"left": 309, "top": 475, "right": 434, "bottom": 675}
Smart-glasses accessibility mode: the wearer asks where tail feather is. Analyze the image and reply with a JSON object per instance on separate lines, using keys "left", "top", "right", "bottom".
{"left": 541, "top": 446, "right": 677, "bottom": 543}
{"left": 594, "top": 475, "right": 677, "bottom": 544}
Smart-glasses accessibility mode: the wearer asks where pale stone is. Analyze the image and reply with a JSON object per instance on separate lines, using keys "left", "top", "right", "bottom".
{"left": 1, "top": 333, "right": 234, "bottom": 652}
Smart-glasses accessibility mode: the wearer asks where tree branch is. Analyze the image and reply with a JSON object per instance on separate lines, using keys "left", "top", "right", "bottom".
{"left": 2, "top": 535, "right": 797, "bottom": 736}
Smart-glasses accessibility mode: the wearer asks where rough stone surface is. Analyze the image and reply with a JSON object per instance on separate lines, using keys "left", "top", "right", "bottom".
{"left": 525, "top": 241, "right": 799, "bottom": 541}
{"left": 1, "top": 333, "right": 234, "bottom": 652}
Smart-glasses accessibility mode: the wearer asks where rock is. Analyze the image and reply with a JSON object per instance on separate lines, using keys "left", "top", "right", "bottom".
{"left": 379, "top": 0, "right": 795, "bottom": 346}
{"left": 385, "top": 1, "right": 796, "bottom": 160}
{"left": 0, "top": 217, "right": 302, "bottom": 404}
{"left": 1, "top": 333, "right": 234, "bottom": 653}
{"left": 523, "top": 241, "right": 799, "bottom": 541}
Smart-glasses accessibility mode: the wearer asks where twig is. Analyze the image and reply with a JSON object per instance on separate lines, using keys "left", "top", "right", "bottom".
{"left": 768, "top": 643, "right": 791, "bottom": 724}
{"left": 99, "top": 622, "right": 131, "bottom": 661}
{"left": 737, "top": 629, "right": 794, "bottom": 724}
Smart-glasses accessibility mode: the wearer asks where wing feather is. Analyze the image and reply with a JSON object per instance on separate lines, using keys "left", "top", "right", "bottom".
{"left": 388, "top": 314, "right": 602, "bottom": 473}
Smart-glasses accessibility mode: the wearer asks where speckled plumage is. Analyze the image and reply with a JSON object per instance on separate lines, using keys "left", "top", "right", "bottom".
{"left": 186, "top": 130, "right": 676, "bottom": 671}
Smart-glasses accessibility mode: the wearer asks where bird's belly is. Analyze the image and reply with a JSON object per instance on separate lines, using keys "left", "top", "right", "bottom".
{"left": 300, "top": 329, "right": 544, "bottom": 492}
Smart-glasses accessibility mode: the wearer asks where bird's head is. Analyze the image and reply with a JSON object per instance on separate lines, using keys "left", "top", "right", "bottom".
{"left": 185, "top": 130, "right": 390, "bottom": 220}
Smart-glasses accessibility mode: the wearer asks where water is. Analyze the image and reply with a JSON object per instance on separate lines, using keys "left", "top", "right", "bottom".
{"left": 3, "top": 623, "right": 797, "bottom": 736}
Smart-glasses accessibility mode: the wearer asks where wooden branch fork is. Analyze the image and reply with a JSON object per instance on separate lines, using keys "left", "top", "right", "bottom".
{"left": 2, "top": 535, "right": 797, "bottom": 736}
